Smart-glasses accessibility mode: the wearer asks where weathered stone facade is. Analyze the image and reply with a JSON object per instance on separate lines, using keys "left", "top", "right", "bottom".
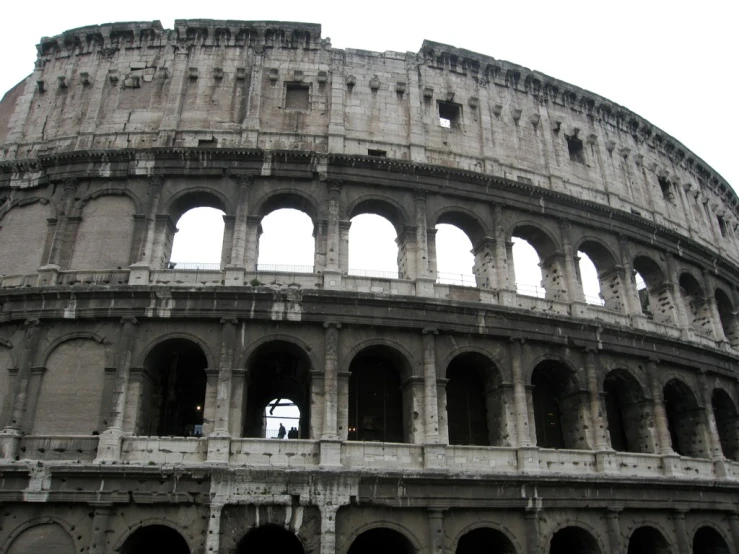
{"left": 0, "top": 19, "right": 737, "bottom": 554}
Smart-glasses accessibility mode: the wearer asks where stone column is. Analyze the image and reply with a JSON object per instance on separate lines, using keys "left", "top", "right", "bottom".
{"left": 320, "top": 504, "right": 339, "bottom": 554}
{"left": 208, "top": 319, "right": 237, "bottom": 463}
{"left": 88, "top": 504, "right": 112, "bottom": 554}
{"left": 427, "top": 228, "right": 438, "bottom": 282}
{"left": 606, "top": 509, "right": 623, "bottom": 554}
{"left": 493, "top": 204, "right": 515, "bottom": 305}
{"left": 96, "top": 317, "right": 137, "bottom": 462}
{"left": 671, "top": 510, "right": 691, "bottom": 554}
{"left": 1, "top": 319, "right": 42, "bottom": 459}
{"left": 205, "top": 500, "right": 224, "bottom": 554}
{"left": 327, "top": 56, "right": 346, "bottom": 153}
{"left": 471, "top": 237, "right": 498, "bottom": 289}
{"left": 510, "top": 338, "right": 532, "bottom": 448}
{"left": 703, "top": 270, "right": 728, "bottom": 342}
{"left": 728, "top": 513, "right": 739, "bottom": 554}
{"left": 665, "top": 253, "right": 691, "bottom": 335}
{"left": 130, "top": 176, "right": 164, "bottom": 285}
{"left": 324, "top": 181, "right": 343, "bottom": 289}
{"left": 227, "top": 175, "right": 253, "bottom": 271}
{"left": 617, "top": 236, "right": 643, "bottom": 319}
{"left": 337, "top": 371, "right": 351, "bottom": 441}
{"left": 646, "top": 358, "right": 680, "bottom": 476}
{"left": 339, "top": 221, "right": 351, "bottom": 275}
{"left": 404, "top": 377, "right": 426, "bottom": 444}
{"left": 415, "top": 192, "right": 435, "bottom": 297}
{"left": 46, "top": 178, "right": 79, "bottom": 268}
{"left": 422, "top": 329, "right": 440, "bottom": 443}
{"left": 559, "top": 220, "right": 585, "bottom": 310}
{"left": 524, "top": 509, "right": 540, "bottom": 554}
{"left": 321, "top": 322, "right": 342, "bottom": 467}
{"left": 584, "top": 349, "right": 609, "bottom": 451}
{"left": 428, "top": 509, "right": 445, "bottom": 554}
{"left": 241, "top": 50, "right": 264, "bottom": 146}
{"left": 229, "top": 368, "right": 247, "bottom": 438}
{"left": 244, "top": 216, "right": 262, "bottom": 273}
{"left": 122, "top": 368, "right": 147, "bottom": 435}
{"left": 699, "top": 370, "right": 727, "bottom": 476}
{"left": 158, "top": 50, "right": 189, "bottom": 145}
{"left": 436, "top": 378, "right": 449, "bottom": 445}
{"left": 202, "top": 369, "right": 220, "bottom": 436}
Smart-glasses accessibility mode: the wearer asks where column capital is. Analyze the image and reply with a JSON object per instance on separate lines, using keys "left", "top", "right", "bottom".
{"left": 120, "top": 316, "right": 138, "bottom": 326}
{"left": 413, "top": 189, "right": 427, "bottom": 202}
{"left": 509, "top": 336, "right": 526, "bottom": 344}
{"left": 148, "top": 174, "right": 165, "bottom": 188}
{"left": 323, "top": 321, "right": 342, "bottom": 330}
{"left": 24, "top": 318, "right": 41, "bottom": 328}
{"left": 232, "top": 173, "right": 255, "bottom": 188}
{"left": 422, "top": 328, "right": 439, "bottom": 336}
{"left": 326, "top": 179, "right": 343, "bottom": 193}
{"left": 220, "top": 318, "right": 239, "bottom": 325}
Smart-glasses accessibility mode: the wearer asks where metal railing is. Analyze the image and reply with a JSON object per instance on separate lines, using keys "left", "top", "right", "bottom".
{"left": 348, "top": 268, "right": 400, "bottom": 279}
{"left": 167, "top": 262, "right": 222, "bottom": 270}
{"left": 436, "top": 272, "right": 477, "bottom": 287}
{"left": 516, "top": 283, "right": 547, "bottom": 298}
{"left": 256, "top": 264, "right": 315, "bottom": 274}
{"left": 584, "top": 294, "right": 606, "bottom": 306}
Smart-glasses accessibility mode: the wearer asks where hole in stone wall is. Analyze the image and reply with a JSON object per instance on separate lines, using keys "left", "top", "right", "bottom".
{"left": 120, "top": 525, "right": 190, "bottom": 554}
{"left": 692, "top": 526, "right": 731, "bottom": 554}
{"left": 456, "top": 528, "right": 516, "bottom": 554}
{"left": 657, "top": 176, "right": 672, "bottom": 200}
{"left": 257, "top": 208, "right": 315, "bottom": 273}
{"left": 566, "top": 135, "right": 585, "bottom": 164}
{"left": 348, "top": 214, "right": 399, "bottom": 279}
{"left": 627, "top": 526, "right": 671, "bottom": 554}
{"left": 577, "top": 251, "right": 604, "bottom": 306}
{"left": 264, "top": 397, "right": 301, "bottom": 439}
{"left": 512, "top": 237, "right": 544, "bottom": 298}
{"left": 603, "top": 369, "right": 650, "bottom": 454}
{"left": 717, "top": 215, "right": 728, "bottom": 237}
{"left": 438, "top": 101, "right": 461, "bottom": 129}
{"left": 169, "top": 207, "right": 225, "bottom": 270}
{"left": 285, "top": 83, "right": 310, "bottom": 110}
{"left": 237, "top": 525, "right": 305, "bottom": 554}
{"left": 348, "top": 528, "right": 414, "bottom": 554}
{"left": 367, "top": 149, "right": 387, "bottom": 157}
{"left": 435, "top": 224, "right": 475, "bottom": 287}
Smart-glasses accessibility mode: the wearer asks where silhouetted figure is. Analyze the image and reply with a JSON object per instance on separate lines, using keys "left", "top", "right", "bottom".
{"left": 277, "top": 423, "right": 286, "bottom": 439}
{"left": 288, "top": 427, "right": 298, "bottom": 439}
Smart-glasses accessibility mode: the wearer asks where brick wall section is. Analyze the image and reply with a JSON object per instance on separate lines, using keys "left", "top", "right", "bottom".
{"left": 70, "top": 195, "right": 136, "bottom": 270}
{"left": 0, "top": 202, "right": 50, "bottom": 276}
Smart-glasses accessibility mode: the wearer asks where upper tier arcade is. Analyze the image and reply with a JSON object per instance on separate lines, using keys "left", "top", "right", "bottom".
{"left": 0, "top": 19, "right": 736, "bottom": 265}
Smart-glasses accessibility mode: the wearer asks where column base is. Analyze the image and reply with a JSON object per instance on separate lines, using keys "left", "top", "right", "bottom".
{"left": 319, "top": 439, "right": 342, "bottom": 467}
{"left": 94, "top": 428, "right": 123, "bottom": 463}
{"left": 570, "top": 300, "right": 589, "bottom": 318}
{"left": 128, "top": 263, "right": 151, "bottom": 285}
{"left": 207, "top": 434, "right": 231, "bottom": 464}
{"left": 423, "top": 443, "right": 447, "bottom": 470}
{"left": 223, "top": 265, "right": 246, "bottom": 286}
{"left": 498, "top": 289, "right": 517, "bottom": 307}
{"left": 415, "top": 277, "right": 436, "bottom": 298}
{"left": 517, "top": 446, "right": 539, "bottom": 473}
{"left": 0, "top": 427, "right": 22, "bottom": 460}
{"left": 322, "top": 270, "right": 343, "bottom": 290}
{"left": 595, "top": 449, "right": 617, "bottom": 474}
{"left": 37, "top": 264, "right": 61, "bottom": 286}
{"left": 713, "top": 457, "right": 729, "bottom": 479}
{"left": 661, "top": 453, "right": 683, "bottom": 477}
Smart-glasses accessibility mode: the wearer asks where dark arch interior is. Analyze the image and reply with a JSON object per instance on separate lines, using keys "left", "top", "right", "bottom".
{"left": 549, "top": 526, "right": 601, "bottom": 554}
{"left": 244, "top": 341, "right": 312, "bottom": 439}
{"left": 120, "top": 525, "right": 190, "bottom": 554}
{"left": 512, "top": 224, "right": 557, "bottom": 260}
{"left": 715, "top": 289, "right": 738, "bottom": 344}
{"left": 436, "top": 211, "right": 486, "bottom": 246}
{"left": 348, "top": 528, "right": 415, "bottom": 554}
{"left": 577, "top": 240, "right": 616, "bottom": 273}
{"left": 632, "top": 256, "right": 665, "bottom": 317}
{"left": 348, "top": 345, "right": 408, "bottom": 443}
{"left": 258, "top": 193, "right": 317, "bottom": 222}
{"left": 712, "top": 388, "right": 739, "bottom": 461}
{"left": 142, "top": 339, "right": 207, "bottom": 437}
{"left": 349, "top": 198, "right": 405, "bottom": 235}
{"left": 532, "top": 361, "right": 580, "bottom": 449}
{"left": 168, "top": 190, "right": 226, "bottom": 222}
{"left": 663, "top": 379, "right": 703, "bottom": 457}
{"left": 603, "top": 370, "right": 648, "bottom": 453}
{"left": 456, "top": 527, "right": 516, "bottom": 554}
{"left": 627, "top": 526, "right": 670, "bottom": 554}
{"left": 693, "top": 526, "right": 730, "bottom": 554}
{"left": 236, "top": 525, "right": 304, "bottom": 554}
{"left": 446, "top": 353, "right": 500, "bottom": 446}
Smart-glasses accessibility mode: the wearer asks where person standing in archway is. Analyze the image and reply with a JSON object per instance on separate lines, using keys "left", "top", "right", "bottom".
{"left": 278, "top": 423, "right": 286, "bottom": 439}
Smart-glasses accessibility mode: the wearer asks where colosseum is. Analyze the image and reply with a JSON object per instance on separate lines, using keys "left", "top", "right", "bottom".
{"left": 0, "top": 18, "right": 737, "bottom": 554}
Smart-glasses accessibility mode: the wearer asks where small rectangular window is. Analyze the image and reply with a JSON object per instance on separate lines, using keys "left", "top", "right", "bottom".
{"left": 438, "top": 101, "right": 461, "bottom": 129}
{"left": 285, "top": 83, "right": 310, "bottom": 110}
{"left": 658, "top": 176, "right": 672, "bottom": 200}
{"left": 368, "top": 149, "right": 387, "bottom": 157}
{"left": 566, "top": 136, "right": 585, "bottom": 164}
{"left": 718, "top": 215, "right": 728, "bottom": 237}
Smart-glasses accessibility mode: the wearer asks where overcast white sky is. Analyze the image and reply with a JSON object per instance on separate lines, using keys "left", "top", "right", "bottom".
{"left": 1, "top": 0, "right": 735, "bottom": 299}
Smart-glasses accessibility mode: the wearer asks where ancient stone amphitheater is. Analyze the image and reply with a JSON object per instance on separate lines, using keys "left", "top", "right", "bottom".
{"left": 0, "top": 18, "right": 736, "bottom": 554}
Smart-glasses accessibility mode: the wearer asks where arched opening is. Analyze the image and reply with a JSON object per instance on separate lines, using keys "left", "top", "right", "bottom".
{"left": 715, "top": 289, "right": 739, "bottom": 346}
{"left": 264, "top": 397, "right": 301, "bottom": 439}
{"left": 236, "top": 525, "right": 305, "bottom": 554}
{"left": 120, "top": 525, "right": 190, "bottom": 554}
{"left": 141, "top": 339, "right": 207, "bottom": 437}
{"left": 168, "top": 194, "right": 227, "bottom": 270}
{"left": 71, "top": 195, "right": 136, "bottom": 270}
{"left": 446, "top": 353, "right": 504, "bottom": 446}
{"left": 511, "top": 225, "right": 559, "bottom": 299}
{"left": 435, "top": 224, "right": 476, "bottom": 287}
{"left": 679, "top": 273, "right": 712, "bottom": 335}
{"left": 257, "top": 208, "right": 315, "bottom": 273}
{"left": 244, "top": 341, "right": 312, "bottom": 439}
{"left": 456, "top": 527, "right": 517, "bottom": 554}
{"left": 532, "top": 361, "right": 588, "bottom": 450}
{"left": 348, "top": 345, "right": 410, "bottom": 443}
{"left": 0, "top": 202, "right": 51, "bottom": 276}
{"left": 603, "top": 369, "right": 653, "bottom": 453}
{"left": 549, "top": 526, "right": 601, "bottom": 554}
{"left": 633, "top": 256, "right": 667, "bottom": 321}
{"left": 348, "top": 528, "right": 415, "bottom": 554}
{"left": 712, "top": 388, "right": 739, "bottom": 461}
{"left": 626, "top": 526, "right": 670, "bottom": 554}
{"left": 692, "top": 526, "right": 730, "bottom": 554}
{"left": 663, "top": 378, "right": 707, "bottom": 458}
{"left": 348, "top": 214, "right": 399, "bottom": 279}
{"left": 577, "top": 251, "right": 603, "bottom": 305}
{"left": 7, "top": 523, "right": 75, "bottom": 554}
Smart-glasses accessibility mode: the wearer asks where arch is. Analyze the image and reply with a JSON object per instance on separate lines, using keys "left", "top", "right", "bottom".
{"left": 243, "top": 339, "right": 313, "bottom": 439}
{"left": 531, "top": 359, "right": 589, "bottom": 450}
{"left": 118, "top": 523, "right": 191, "bottom": 554}
{"left": 441, "top": 346, "right": 507, "bottom": 382}
{"left": 626, "top": 525, "right": 671, "bottom": 554}
{"left": 0, "top": 196, "right": 57, "bottom": 221}
{"left": 39, "top": 331, "right": 107, "bottom": 367}
{"left": 452, "top": 522, "right": 522, "bottom": 554}
{"left": 33, "top": 337, "right": 108, "bottom": 435}
{"left": 347, "top": 195, "right": 410, "bottom": 236}
{"left": 345, "top": 338, "right": 418, "bottom": 382}
{"left": 663, "top": 378, "right": 707, "bottom": 458}
{"left": 348, "top": 343, "right": 414, "bottom": 443}
{"left": 679, "top": 272, "right": 712, "bottom": 334}
{"left": 714, "top": 288, "right": 739, "bottom": 345}
{"left": 165, "top": 187, "right": 231, "bottom": 222}
{"left": 76, "top": 186, "right": 144, "bottom": 216}
{"left": 432, "top": 207, "right": 490, "bottom": 246}
{"left": 455, "top": 526, "right": 518, "bottom": 554}
{"left": 446, "top": 351, "right": 504, "bottom": 446}
{"left": 573, "top": 237, "right": 619, "bottom": 271}
{"left": 603, "top": 369, "right": 653, "bottom": 454}
{"left": 712, "top": 388, "right": 739, "bottom": 461}
{"left": 236, "top": 524, "right": 305, "bottom": 554}
{"left": 0, "top": 200, "right": 51, "bottom": 276}
{"left": 547, "top": 525, "right": 603, "bottom": 554}
{"left": 576, "top": 238, "right": 620, "bottom": 309}
{"left": 139, "top": 332, "right": 216, "bottom": 371}
{"left": 139, "top": 338, "right": 208, "bottom": 437}
{"left": 510, "top": 222, "right": 559, "bottom": 260}
{"left": 255, "top": 189, "right": 320, "bottom": 222}
{"left": 5, "top": 521, "right": 75, "bottom": 554}
{"left": 632, "top": 255, "right": 668, "bottom": 319}
{"left": 511, "top": 222, "right": 562, "bottom": 299}
{"left": 239, "top": 333, "right": 319, "bottom": 374}
{"left": 111, "top": 518, "right": 194, "bottom": 552}
{"left": 71, "top": 193, "right": 137, "bottom": 270}
{"left": 692, "top": 525, "right": 730, "bottom": 554}
{"left": 347, "top": 524, "right": 418, "bottom": 554}
{"left": 257, "top": 207, "right": 315, "bottom": 271}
